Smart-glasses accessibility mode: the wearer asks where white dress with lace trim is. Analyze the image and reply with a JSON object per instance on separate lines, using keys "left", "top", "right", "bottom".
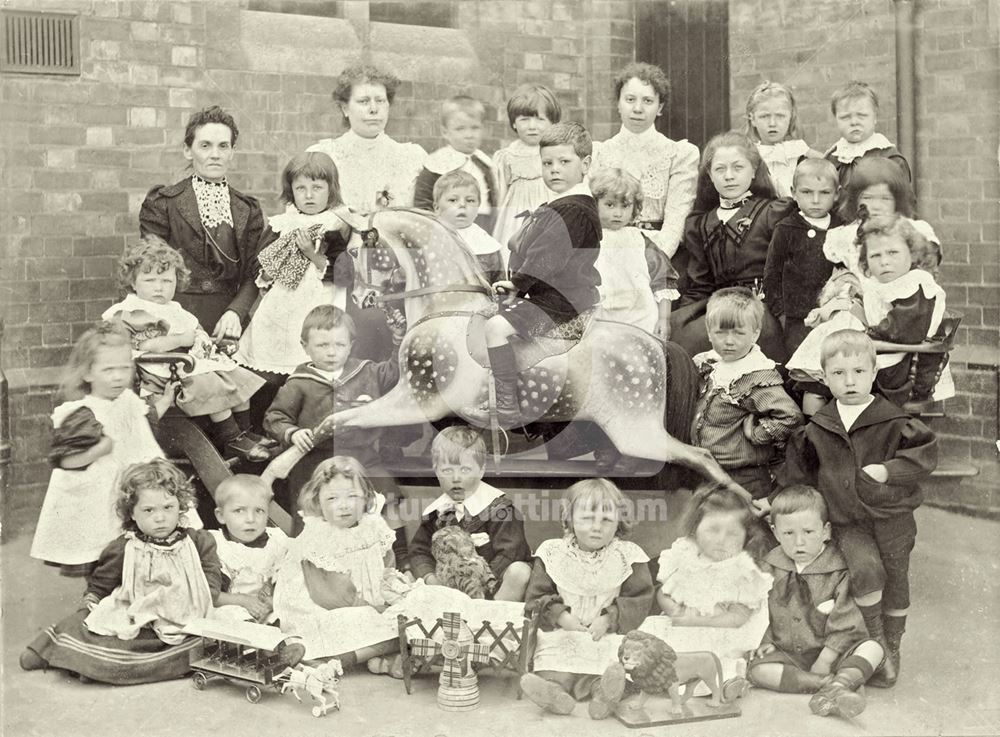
{"left": 308, "top": 130, "right": 426, "bottom": 211}
{"left": 757, "top": 139, "right": 811, "bottom": 197}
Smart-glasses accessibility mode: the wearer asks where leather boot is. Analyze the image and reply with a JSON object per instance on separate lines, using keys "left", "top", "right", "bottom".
{"left": 809, "top": 670, "right": 867, "bottom": 718}
{"left": 870, "top": 617, "right": 905, "bottom": 688}
{"left": 487, "top": 344, "right": 521, "bottom": 428}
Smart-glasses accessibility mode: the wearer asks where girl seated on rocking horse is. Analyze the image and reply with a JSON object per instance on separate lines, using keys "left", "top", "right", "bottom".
{"left": 486, "top": 121, "right": 603, "bottom": 427}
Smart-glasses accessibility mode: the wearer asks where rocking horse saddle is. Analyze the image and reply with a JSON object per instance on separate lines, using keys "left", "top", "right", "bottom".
{"left": 466, "top": 307, "right": 599, "bottom": 372}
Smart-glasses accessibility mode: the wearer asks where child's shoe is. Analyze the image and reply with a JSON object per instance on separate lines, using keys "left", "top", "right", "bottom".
{"left": 19, "top": 648, "right": 48, "bottom": 671}
{"left": 808, "top": 672, "right": 866, "bottom": 718}
{"left": 226, "top": 431, "right": 272, "bottom": 463}
{"left": 722, "top": 675, "right": 751, "bottom": 702}
{"left": 519, "top": 673, "right": 575, "bottom": 715}
{"left": 588, "top": 663, "right": 626, "bottom": 719}
{"left": 867, "top": 641, "right": 899, "bottom": 688}
{"left": 367, "top": 654, "right": 404, "bottom": 679}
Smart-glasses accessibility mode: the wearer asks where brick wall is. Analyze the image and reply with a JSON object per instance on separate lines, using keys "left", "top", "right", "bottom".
{"left": 729, "top": 0, "right": 1000, "bottom": 513}
{"left": 0, "top": 0, "right": 635, "bottom": 537}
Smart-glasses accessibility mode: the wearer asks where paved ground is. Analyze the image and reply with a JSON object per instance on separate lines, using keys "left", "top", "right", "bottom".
{"left": 2, "top": 498, "right": 999, "bottom": 737}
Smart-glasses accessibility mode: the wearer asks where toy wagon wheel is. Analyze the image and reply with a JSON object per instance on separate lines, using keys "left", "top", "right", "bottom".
{"left": 191, "top": 672, "right": 209, "bottom": 690}
{"left": 311, "top": 706, "right": 323, "bottom": 718}
{"left": 245, "top": 685, "right": 262, "bottom": 704}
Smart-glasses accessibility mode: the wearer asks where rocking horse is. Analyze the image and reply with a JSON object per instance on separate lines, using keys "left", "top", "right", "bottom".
{"left": 261, "top": 208, "right": 746, "bottom": 497}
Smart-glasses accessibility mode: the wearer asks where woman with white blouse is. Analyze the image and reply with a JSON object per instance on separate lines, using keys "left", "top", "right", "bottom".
{"left": 590, "top": 62, "right": 699, "bottom": 260}
{"left": 308, "top": 64, "right": 426, "bottom": 212}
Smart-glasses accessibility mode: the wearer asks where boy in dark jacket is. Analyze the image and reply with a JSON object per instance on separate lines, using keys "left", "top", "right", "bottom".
{"left": 409, "top": 426, "right": 532, "bottom": 601}
{"left": 750, "top": 485, "right": 885, "bottom": 718}
{"left": 484, "top": 121, "right": 602, "bottom": 427}
{"left": 770, "top": 329, "right": 937, "bottom": 688}
{"left": 264, "top": 305, "right": 407, "bottom": 560}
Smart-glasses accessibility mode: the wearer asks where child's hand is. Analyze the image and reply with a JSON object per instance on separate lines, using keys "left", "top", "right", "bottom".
{"left": 241, "top": 594, "right": 272, "bottom": 622}
{"left": 154, "top": 382, "right": 180, "bottom": 418}
{"left": 588, "top": 614, "right": 611, "bottom": 641}
{"left": 741, "top": 415, "right": 756, "bottom": 440}
{"left": 491, "top": 280, "right": 516, "bottom": 304}
{"left": 861, "top": 464, "right": 889, "bottom": 483}
{"left": 424, "top": 573, "right": 441, "bottom": 586}
{"left": 754, "top": 643, "right": 776, "bottom": 659}
{"left": 654, "top": 318, "right": 671, "bottom": 342}
{"left": 295, "top": 228, "right": 318, "bottom": 255}
{"left": 751, "top": 497, "right": 771, "bottom": 518}
{"left": 818, "top": 297, "right": 853, "bottom": 322}
{"left": 556, "top": 611, "right": 587, "bottom": 632}
{"left": 291, "top": 428, "right": 315, "bottom": 452}
{"left": 176, "top": 329, "right": 197, "bottom": 348}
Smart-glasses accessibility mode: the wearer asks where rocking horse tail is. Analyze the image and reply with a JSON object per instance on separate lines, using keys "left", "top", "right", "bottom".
{"left": 662, "top": 340, "right": 699, "bottom": 444}
{"left": 261, "top": 446, "right": 306, "bottom": 485}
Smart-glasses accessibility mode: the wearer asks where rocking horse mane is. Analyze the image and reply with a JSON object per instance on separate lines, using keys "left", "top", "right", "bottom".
{"left": 366, "top": 207, "right": 493, "bottom": 296}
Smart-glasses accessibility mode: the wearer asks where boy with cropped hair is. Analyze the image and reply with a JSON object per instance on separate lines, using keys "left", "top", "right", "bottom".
{"left": 410, "top": 425, "right": 532, "bottom": 601}
{"left": 750, "top": 484, "right": 885, "bottom": 718}
{"left": 415, "top": 94, "right": 498, "bottom": 231}
{"left": 763, "top": 157, "right": 843, "bottom": 355}
{"left": 485, "top": 121, "right": 603, "bottom": 427}
{"left": 773, "top": 329, "right": 937, "bottom": 688}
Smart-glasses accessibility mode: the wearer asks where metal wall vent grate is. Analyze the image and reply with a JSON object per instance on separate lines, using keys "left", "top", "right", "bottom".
{"left": 1, "top": 10, "right": 80, "bottom": 75}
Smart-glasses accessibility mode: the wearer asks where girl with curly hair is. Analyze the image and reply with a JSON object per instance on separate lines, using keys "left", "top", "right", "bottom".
{"left": 29, "top": 323, "right": 178, "bottom": 576}
{"left": 21, "top": 459, "right": 222, "bottom": 684}
{"left": 103, "top": 236, "right": 272, "bottom": 462}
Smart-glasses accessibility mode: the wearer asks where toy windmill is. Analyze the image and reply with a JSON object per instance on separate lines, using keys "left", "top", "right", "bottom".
{"left": 407, "top": 612, "right": 492, "bottom": 711}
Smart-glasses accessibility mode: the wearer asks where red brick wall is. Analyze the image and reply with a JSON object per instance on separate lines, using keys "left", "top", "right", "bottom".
{"left": 729, "top": 0, "right": 1000, "bottom": 511}
{"left": 0, "top": 0, "right": 635, "bottom": 536}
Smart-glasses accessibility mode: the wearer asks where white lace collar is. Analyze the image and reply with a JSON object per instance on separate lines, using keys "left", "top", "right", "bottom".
{"left": 423, "top": 481, "right": 505, "bottom": 518}
{"left": 536, "top": 536, "right": 648, "bottom": 597}
{"left": 293, "top": 508, "right": 391, "bottom": 572}
{"left": 830, "top": 133, "right": 894, "bottom": 163}
{"left": 695, "top": 344, "right": 776, "bottom": 390}
{"left": 615, "top": 124, "right": 661, "bottom": 145}
{"left": 863, "top": 269, "right": 946, "bottom": 333}
{"left": 756, "top": 139, "right": 808, "bottom": 162}
{"left": 506, "top": 138, "right": 539, "bottom": 157}
{"left": 458, "top": 223, "right": 502, "bottom": 255}
{"left": 191, "top": 174, "right": 233, "bottom": 229}
{"left": 425, "top": 145, "right": 493, "bottom": 175}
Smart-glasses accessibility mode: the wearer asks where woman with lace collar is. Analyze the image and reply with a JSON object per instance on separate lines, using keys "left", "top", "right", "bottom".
{"left": 590, "top": 62, "right": 699, "bottom": 259}
{"left": 139, "top": 106, "right": 265, "bottom": 341}
{"left": 308, "top": 64, "right": 427, "bottom": 213}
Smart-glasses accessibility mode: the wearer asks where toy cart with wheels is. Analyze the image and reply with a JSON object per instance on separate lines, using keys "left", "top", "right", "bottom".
{"left": 184, "top": 618, "right": 304, "bottom": 704}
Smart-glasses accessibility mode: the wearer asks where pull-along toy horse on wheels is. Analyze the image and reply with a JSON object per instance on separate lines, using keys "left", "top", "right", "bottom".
{"left": 261, "top": 208, "right": 747, "bottom": 497}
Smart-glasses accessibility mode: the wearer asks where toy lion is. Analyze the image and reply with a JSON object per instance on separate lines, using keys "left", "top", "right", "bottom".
{"left": 616, "top": 630, "right": 727, "bottom": 716}
{"left": 430, "top": 526, "right": 497, "bottom": 599}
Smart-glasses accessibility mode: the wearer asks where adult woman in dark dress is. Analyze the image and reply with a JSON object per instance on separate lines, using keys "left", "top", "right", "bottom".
{"left": 139, "top": 105, "right": 264, "bottom": 341}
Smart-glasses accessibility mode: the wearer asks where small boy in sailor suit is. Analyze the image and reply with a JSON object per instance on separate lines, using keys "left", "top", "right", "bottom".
{"left": 409, "top": 426, "right": 532, "bottom": 601}
{"left": 414, "top": 95, "right": 498, "bottom": 232}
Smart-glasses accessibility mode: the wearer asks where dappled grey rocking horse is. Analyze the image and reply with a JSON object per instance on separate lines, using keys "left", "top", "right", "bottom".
{"left": 261, "top": 208, "right": 746, "bottom": 495}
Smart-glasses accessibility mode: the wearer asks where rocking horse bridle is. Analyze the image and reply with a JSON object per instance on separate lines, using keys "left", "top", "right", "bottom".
{"left": 355, "top": 208, "right": 494, "bottom": 305}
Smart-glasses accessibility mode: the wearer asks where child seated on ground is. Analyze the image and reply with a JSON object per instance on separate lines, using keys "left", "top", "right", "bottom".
{"left": 29, "top": 323, "right": 176, "bottom": 577}
{"left": 520, "top": 479, "right": 653, "bottom": 720}
{"left": 749, "top": 485, "right": 885, "bottom": 719}
{"left": 591, "top": 167, "right": 678, "bottom": 338}
{"left": 825, "top": 80, "right": 911, "bottom": 200}
{"left": 410, "top": 426, "right": 532, "bottom": 602}
{"left": 414, "top": 94, "right": 497, "bottom": 232}
{"left": 775, "top": 330, "right": 938, "bottom": 688}
{"left": 652, "top": 484, "right": 771, "bottom": 695}
{"left": 433, "top": 169, "right": 504, "bottom": 284}
{"left": 788, "top": 216, "right": 950, "bottom": 412}
{"left": 691, "top": 288, "right": 803, "bottom": 499}
{"left": 264, "top": 304, "right": 408, "bottom": 558}
{"left": 210, "top": 474, "right": 289, "bottom": 622}
{"left": 273, "top": 456, "right": 408, "bottom": 664}
{"left": 486, "top": 121, "right": 603, "bottom": 428}
{"left": 22, "top": 459, "right": 230, "bottom": 684}
{"left": 104, "top": 237, "right": 271, "bottom": 463}
{"left": 762, "top": 157, "right": 843, "bottom": 356}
